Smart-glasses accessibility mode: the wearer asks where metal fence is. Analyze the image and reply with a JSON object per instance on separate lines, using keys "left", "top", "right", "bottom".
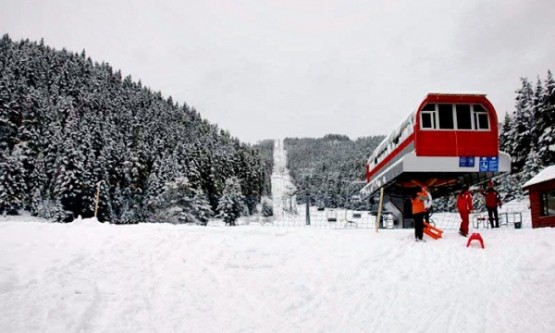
{"left": 215, "top": 200, "right": 533, "bottom": 231}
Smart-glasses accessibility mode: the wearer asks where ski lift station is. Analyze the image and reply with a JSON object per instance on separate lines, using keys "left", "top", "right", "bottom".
{"left": 361, "top": 93, "right": 512, "bottom": 228}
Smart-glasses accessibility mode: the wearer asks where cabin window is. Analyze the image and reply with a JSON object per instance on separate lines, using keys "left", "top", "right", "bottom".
{"left": 456, "top": 104, "right": 472, "bottom": 129}
{"left": 473, "top": 104, "right": 489, "bottom": 130}
{"left": 420, "top": 103, "right": 490, "bottom": 131}
{"left": 540, "top": 190, "right": 555, "bottom": 216}
{"left": 420, "top": 104, "right": 437, "bottom": 129}
{"left": 438, "top": 104, "right": 454, "bottom": 129}
{"left": 421, "top": 112, "right": 434, "bottom": 129}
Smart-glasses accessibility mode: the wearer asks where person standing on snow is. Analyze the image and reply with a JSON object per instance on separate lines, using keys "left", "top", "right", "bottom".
{"left": 480, "top": 181, "right": 502, "bottom": 228}
{"left": 457, "top": 184, "right": 473, "bottom": 237}
{"left": 422, "top": 186, "right": 432, "bottom": 223}
{"left": 412, "top": 187, "right": 427, "bottom": 242}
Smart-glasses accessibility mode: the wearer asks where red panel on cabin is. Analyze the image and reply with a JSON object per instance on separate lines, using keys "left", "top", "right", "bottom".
{"left": 415, "top": 130, "right": 498, "bottom": 156}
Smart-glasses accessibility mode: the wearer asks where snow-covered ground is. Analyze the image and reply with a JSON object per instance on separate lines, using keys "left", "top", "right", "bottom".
{"left": 1, "top": 215, "right": 554, "bottom": 333}
{"left": 1, "top": 140, "right": 553, "bottom": 332}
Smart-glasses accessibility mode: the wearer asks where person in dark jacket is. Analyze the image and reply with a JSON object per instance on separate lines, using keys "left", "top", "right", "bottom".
{"left": 480, "top": 181, "right": 502, "bottom": 228}
{"left": 457, "top": 184, "right": 473, "bottom": 237}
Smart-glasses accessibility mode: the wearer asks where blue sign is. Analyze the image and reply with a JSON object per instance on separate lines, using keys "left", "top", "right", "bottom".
{"left": 459, "top": 156, "right": 475, "bottom": 168}
{"left": 479, "top": 157, "right": 499, "bottom": 172}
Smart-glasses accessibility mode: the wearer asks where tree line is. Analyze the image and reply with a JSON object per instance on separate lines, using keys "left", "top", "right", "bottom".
{"left": 0, "top": 35, "right": 272, "bottom": 224}
{"left": 284, "top": 134, "right": 383, "bottom": 208}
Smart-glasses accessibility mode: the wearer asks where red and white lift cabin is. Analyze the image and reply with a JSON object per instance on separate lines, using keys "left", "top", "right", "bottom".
{"left": 362, "top": 93, "right": 511, "bottom": 227}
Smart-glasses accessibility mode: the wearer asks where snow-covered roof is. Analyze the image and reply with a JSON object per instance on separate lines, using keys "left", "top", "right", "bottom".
{"left": 427, "top": 91, "right": 487, "bottom": 97}
{"left": 522, "top": 165, "right": 555, "bottom": 188}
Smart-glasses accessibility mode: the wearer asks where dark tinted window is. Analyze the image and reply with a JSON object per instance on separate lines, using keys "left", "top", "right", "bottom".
{"left": 477, "top": 113, "right": 489, "bottom": 129}
{"left": 541, "top": 190, "right": 555, "bottom": 216}
{"left": 422, "top": 103, "right": 435, "bottom": 111}
{"left": 474, "top": 104, "right": 485, "bottom": 112}
{"left": 421, "top": 113, "right": 433, "bottom": 128}
{"left": 456, "top": 104, "right": 472, "bottom": 129}
{"left": 438, "top": 104, "right": 454, "bottom": 129}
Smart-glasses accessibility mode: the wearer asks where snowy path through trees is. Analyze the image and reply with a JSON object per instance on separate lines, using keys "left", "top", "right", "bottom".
{"left": 271, "top": 139, "right": 297, "bottom": 219}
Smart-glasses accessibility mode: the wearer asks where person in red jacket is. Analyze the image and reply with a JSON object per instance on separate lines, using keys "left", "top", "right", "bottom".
{"left": 480, "top": 181, "right": 502, "bottom": 228}
{"left": 457, "top": 184, "right": 473, "bottom": 237}
{"left": 412, "top": 187, "right": 427, "bottom": 242}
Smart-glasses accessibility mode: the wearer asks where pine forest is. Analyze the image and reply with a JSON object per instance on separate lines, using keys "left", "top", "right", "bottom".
{"left": 0, "top": 35, "right": 271, "bottom": 223}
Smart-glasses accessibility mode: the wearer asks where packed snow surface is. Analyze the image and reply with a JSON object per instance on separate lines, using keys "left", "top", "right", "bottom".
{"left": 1, "top": 216, "right": 554, "bottom": 333}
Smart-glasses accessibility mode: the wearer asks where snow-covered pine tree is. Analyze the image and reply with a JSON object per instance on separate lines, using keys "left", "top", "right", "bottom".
{"left": 30, "top": 187, "right": 43, "bottom": 217}
{"left": 151, "top": 176, "right": 204, "bottom": 224}
{"left": 511, "top": 78, "right": 535, "bottom": 172}
{"left": 532, "top": 77, "right": 544, "bottom": 146}
{"left": 521, "top": 145, "right": 543, "bottom": 183}
{"left": 79, "top": 127, "right": 100, "bottom": 218}
{"left": 499, "top": 113, "right": 514, "bottom": 155}
{"left": 144, "top": 170, "right": 164, "bottom": 216}
{"left": 217, "top": 177, "right": 244, "bottom": 226}
{"left": 233, "top": 142, "right": 262, "bottom": 215}
{"left": 111, "top": 185, "right": 137, "bottom": 224}
{"left": 537, "top": 71, "right": 555, "bottom": 165}
{"left": 0, "top": 73, "right": 19, "bottom": 153}
{"left": 17, "top": 110, "right": 44, "bottom": 212}
{"left": 0, "top": 149, "right": 27, "bottom": 215}
{"left": 496, "top": 172, "right": 525, "bottom": 202}
{"left": 52, "top": 104, "right": 88, "bottom": 221}
{"left": 192, "top": 189, "right": 213, "bottom": 225}
{"left": 261, "top": 196, "right": 273, "bottom": 217}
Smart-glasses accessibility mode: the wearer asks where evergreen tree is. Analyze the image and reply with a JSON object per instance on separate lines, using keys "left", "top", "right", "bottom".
{"left": 217, "top": 177, "right": 244, "bottom": 226}
{"left": 261, "top": 196, "right": 273, "bottom": 217}
{"left": 0, "top": 149, "right": 27, "bottom": 214}
{"left": 192, "top": 190, "right": 213, "bottom": 225}
{"left": 521, "top": 145, "right": 543, "bottom": 183}
{"left": 52, "top": 106, "right": 88, "bottom": 219}
{"left": 537, "top": 71, "right": 555, "bottom": 165}
{"left": 532, "top": 77, "right": 544, "bottom": 145}
{"left": 499, "top": 113, "right": 514, "bottom": 154}
{"left": 511, "top": 78, "right": 535, "bottom": 172}
{"left": 152, "top": 176, "right": 197, "bottom": 224}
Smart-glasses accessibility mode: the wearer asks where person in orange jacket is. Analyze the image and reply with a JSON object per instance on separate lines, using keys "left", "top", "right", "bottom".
{"left": 480, "top": 181, "right": 502, "bottom": 228}
{"left": 412, "top": 187, "right": 427, "bottom": 242}
{"left": 457, "top": 184, "right": 473, "bottom": 237}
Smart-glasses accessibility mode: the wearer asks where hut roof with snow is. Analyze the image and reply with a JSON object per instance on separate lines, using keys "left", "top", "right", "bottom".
{"left": 522, "top": 165, "right": 555, "bottom": 189}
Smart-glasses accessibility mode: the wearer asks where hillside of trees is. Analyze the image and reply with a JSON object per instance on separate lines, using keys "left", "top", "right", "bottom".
{"left": 0, "top": 35, "right": 272, "bottom": 223}
{"left": 284, "top": 134, "right": 384, "bottom": 208}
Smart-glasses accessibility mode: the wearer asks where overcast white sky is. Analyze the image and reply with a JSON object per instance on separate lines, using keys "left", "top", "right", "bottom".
{"left": 1, "top": 0, "right": 554, "bottom": 143}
